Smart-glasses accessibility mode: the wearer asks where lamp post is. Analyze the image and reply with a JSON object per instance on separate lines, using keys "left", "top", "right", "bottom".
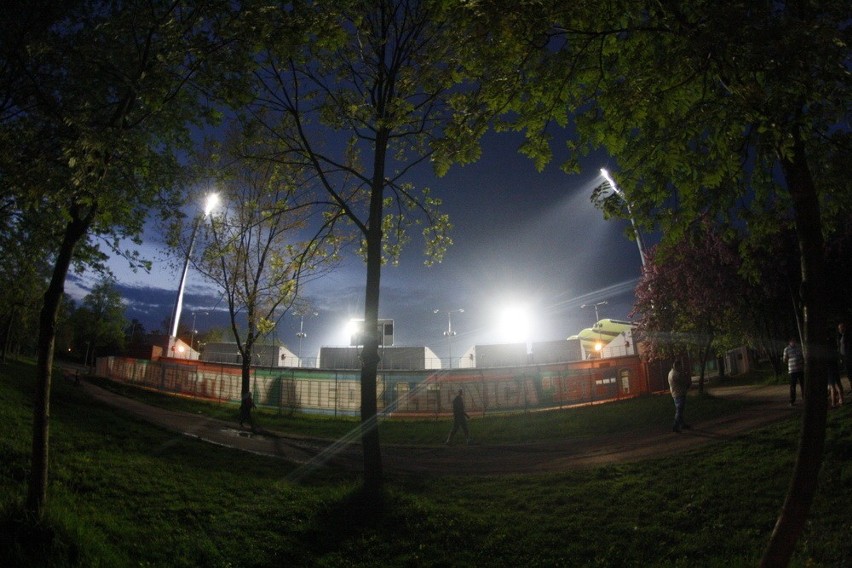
{"left": 169, "top": 192, "right": 219, "bottom": 356}
{"left": 434, "top": 308, "right": 464, "bottom": 369}
{"left": 598, "top": 168, "right": 647, "bottom": 268}
{"left": 189, "top": 311, "right": 208, "bottom": 356}
{"left": 295, "top": 311, "right": 318, "bottom": 367}
{"left": 128, "top": 320, "right": 140, "bottom": 344}
{"left": 580, "top": 300, "right": 608, "bottom": 323}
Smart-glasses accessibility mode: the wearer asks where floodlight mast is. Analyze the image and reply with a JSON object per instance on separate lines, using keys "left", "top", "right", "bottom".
{"left": 295, "top": 310, "right": 318, "bottom": 366}
{"left": 434, "top": 308, "right": 464, "bottom": 369}
{"left": 169, "top": 193, "right": 219, "bottom": 356}
{"left": 599, "top": 169, "right": 647, "bottom": 268}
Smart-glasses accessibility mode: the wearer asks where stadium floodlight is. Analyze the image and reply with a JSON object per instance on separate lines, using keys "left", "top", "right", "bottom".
{"left": 434, "top": 308, "right": 464, "bottom": 368}
{"left": 597, "top": 168, "right": 647, "bottom": 268}
{"left": 169, "top": 192, "right": 219, "bottom": 357}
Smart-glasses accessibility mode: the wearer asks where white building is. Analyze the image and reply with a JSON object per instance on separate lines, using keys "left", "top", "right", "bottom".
{"left": 458, "top": 343, "right": 529, "bottom": 368}
{"left": 318, "top": 346, "right": 441, "bottom": 370}
{"left": 200, "top": 342, "right": 299, "bottom": 368}
{"left": 530, "top": 338, "right": 583, "bottom": 364}
{"left": 458, "top": 339, "right": 585, "bottom": 368}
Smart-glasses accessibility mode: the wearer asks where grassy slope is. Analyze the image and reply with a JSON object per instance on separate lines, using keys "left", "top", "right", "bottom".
{"left": 1, "top": 360, "right": 849, "bottom": 567}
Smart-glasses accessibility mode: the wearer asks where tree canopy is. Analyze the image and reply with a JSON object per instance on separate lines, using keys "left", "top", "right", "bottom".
{"left": 244, "top": 0, "right": 512, "bottom": 496}
{"left": 70, "top": 277, "right": 128, "bottom": 359}
{"left": 0, "top": 0, "right": 248, "bottom": 517}
{"left": 633, "top": 219, "right": 745, "bottom": 388}
{"left": 193, "top": 119, "right": 342, "bottom": 394}
{"left": 493, "top": 1, "right": 850, "bottom": 563}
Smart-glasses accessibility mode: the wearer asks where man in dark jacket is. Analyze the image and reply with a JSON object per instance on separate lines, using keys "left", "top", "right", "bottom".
{"left": 445, "top": 389, "right": 470, "bottom": 445}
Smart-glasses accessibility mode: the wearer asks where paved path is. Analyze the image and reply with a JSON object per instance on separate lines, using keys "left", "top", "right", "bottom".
{"left": 80, "top": 380, "right": 800, "bottom": 476}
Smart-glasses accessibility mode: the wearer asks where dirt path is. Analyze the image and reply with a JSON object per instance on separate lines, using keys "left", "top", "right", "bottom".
{"left": 80, "top": 380, "right": 798, "bottom": 476}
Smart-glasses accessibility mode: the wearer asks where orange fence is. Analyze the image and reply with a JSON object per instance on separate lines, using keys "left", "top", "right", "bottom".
{"left": 96, "top": 354, "right": 663, "bottom": 417}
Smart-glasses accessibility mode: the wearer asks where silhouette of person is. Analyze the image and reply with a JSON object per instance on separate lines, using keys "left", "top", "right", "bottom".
{"left": 827, "top": 355, "right": 844, "bottom": 408}
{"left": 782, "top": 338, "right": 805, "bottom": 406}
{"left": 445, "top": 389, "right": 470, "bottom": 445}
{"left": 668, "top": 360, "right": 691, "bottom": 433}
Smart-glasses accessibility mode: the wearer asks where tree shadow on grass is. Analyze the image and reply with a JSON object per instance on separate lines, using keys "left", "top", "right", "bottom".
{"left": 0, "top": 503, "right": 82, "bottom": 568}
{"left": 301, "top": 485, "right": 394, "bottom": 556}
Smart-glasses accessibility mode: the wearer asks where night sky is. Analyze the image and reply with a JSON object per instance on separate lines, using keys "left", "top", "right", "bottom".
{"left": 68, "top": 131, "right": 648, "bottom": 364}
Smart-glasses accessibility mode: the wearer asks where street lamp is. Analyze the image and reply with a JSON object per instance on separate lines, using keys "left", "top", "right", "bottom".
{"left": 295, "top": 311, "right": 318, "bottom": 366}
{"left": 189, "top": 311, "right": 208, "bottom": 355}
{"left": 597, "top": 168, "right": 647, "bottom": 267}
{"left": 580, "top": 300, "right": 608, "bottom": 323}
{"left": 169, "top": 192, "right": 219, "bottom": 356}
{"left": 434, "top": 308, "right": 464, "bottom": 369}
{"left": 128, "top": 320, "right": 140, "bottom": 344}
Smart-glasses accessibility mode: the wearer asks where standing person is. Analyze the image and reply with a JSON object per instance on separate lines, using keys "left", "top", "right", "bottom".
{"left": 827, "top": 354, "right": 844, "bottom": 408}
{"left": 668, "top": 360, "right": 691, "bottom": 433}
{"left": 239, "top": 391, "right": 256, "bottom": 432}
{"left": 838, "top": 322, "right": 852, "bottom": 395}
{"left": 782, "top": 337, "right": 805, "bottom": 406}
{"left": 445, "top": 388, "right": 470, "bottom": 445}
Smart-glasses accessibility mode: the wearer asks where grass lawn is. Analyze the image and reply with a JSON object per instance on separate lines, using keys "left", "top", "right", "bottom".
{"left": 2, "top": 359, "right": 850, "bottom": 567}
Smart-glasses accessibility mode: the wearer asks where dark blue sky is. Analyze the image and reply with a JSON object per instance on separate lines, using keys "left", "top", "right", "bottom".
{"left": 68, "top": 131, "right": 647, "bottom": 364}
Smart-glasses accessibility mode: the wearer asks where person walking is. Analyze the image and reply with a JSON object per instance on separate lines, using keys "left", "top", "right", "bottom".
{"left": 239, "top": 390, "right": 257, "bottom": 432}
{"left": 445, "top": 388, "right": 470, "bottom": 445}
{"left": 782, "top": 337, "right": 805, "bottom": 406}
{"left": 668, "top": 360, "right": 692, "bottom": 433}
{"left": 838, "top": 322, "right": 852, "bottom": 395}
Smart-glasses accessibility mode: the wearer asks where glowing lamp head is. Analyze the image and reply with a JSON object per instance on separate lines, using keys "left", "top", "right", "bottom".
{"left": 204, "top": 193, "right": 220, "bottom": 216}
{"left": 345, "top": 319, "right": 365, "bottom": 345}
{"left": 497, "top": 304, "right": 531, "bottom": 343}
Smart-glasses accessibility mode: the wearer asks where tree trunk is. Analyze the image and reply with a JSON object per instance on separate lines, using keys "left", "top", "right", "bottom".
{"left": 1, "top": 311, "right": 13, "bottom": 365}
{"left": 360, "top": 260, "right": 383, "bottom": 498}
{"left": 228, "top": 296, "right": 257, "bottom": 397}
{"left": 240, "top": 332, "right": 255, "bottom": 396}
{"left": 26, "top": 213, "right": 91, "bottom": 518}
{"left": 697, "top": 333, "right": 713, "bottom": 395}
{"left": 358, "top": 130, "right": 388, "bottom": 501}
{"left": 241, "top": 354, "right": 252, "bottom": 396}
{"left": 761, "top": 131, "right": 829, "bottom": 567}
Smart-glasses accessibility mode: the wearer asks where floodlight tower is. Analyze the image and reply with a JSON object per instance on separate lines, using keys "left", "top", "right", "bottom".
{"left": 434, "top": 308, "right": 464, "bottom": 369}
{"left": 599, "top": 168, "right": 647, "bottom": 268}
{"left": 168, "top": 192, "right": 219, "bottom": 357}
{"left": 295, "top": 310, "right": 318, "bottom": 366}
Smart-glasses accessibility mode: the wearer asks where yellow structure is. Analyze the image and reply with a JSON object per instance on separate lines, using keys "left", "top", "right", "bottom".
{"left": 569, "top": 319, "right": 635, "bottom": 358}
